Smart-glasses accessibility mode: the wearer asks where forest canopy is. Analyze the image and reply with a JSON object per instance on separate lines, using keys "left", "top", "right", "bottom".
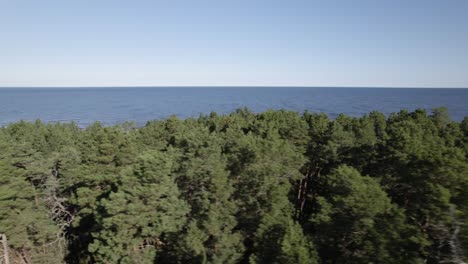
{"left": 0, "top": 107, "right": 467, "bottom": 264}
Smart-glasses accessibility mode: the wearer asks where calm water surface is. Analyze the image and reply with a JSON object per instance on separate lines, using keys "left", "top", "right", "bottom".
{"left": 0, "top": 87, "right": 467, "bottom": 127}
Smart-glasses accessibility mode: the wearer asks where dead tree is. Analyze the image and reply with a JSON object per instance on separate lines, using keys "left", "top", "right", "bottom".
{"left": 0, "top": 233, "right": 10, "bottom": 264}
{"left": 41, "top": 160, "right": 74, "bottom": 258}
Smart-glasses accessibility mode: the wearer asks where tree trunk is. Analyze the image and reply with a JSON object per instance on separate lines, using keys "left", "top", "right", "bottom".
{"left": 1, "top": 233, "right": 10, "bottom": 264}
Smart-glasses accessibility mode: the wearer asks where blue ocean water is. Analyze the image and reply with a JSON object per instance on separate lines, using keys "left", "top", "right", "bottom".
{"left": 0, "top": 87, "right": 467, "bottom": 127}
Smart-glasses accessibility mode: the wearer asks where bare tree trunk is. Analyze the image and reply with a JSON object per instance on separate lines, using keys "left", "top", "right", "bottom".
{"left": 20, "top": 249, "right": 31, "bottom": 264}
{"left": 447, "top": 206, "right": 465, "bottom": 264}
{"left": 1, "top": 233, "right": 10, "bottom": 264}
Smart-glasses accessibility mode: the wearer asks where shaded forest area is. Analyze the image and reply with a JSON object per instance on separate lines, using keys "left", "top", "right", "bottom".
{"left": 0, "top": 108, "right": 467, "bottom": 264}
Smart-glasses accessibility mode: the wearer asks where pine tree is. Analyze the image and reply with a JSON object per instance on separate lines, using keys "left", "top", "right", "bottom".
{"left": 89, "top": 150, "right": 189, "bottom": 263}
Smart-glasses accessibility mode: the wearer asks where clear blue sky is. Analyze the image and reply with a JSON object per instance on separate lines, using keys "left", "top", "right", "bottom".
{"left": 1, "top": 0, "right": 467, "bottom": 87}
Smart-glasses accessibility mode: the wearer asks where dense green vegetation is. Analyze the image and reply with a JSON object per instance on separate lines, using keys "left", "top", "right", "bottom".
{"left": 0, "top": 108, "right": 467, "bottom": 264}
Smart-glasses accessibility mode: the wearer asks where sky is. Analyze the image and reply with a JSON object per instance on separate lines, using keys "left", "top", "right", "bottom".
{"left": 0, "top": 0, "right": 467, "bottom": 87}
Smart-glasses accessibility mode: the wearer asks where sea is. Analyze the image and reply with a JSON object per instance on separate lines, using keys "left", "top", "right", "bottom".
{"left": 0, "top": 87, "right": 467, "bottom": 127}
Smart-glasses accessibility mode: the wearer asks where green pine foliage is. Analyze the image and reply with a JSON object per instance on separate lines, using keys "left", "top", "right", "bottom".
{"left": 0, "top": 108, "right": 466, "bottom": 263}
